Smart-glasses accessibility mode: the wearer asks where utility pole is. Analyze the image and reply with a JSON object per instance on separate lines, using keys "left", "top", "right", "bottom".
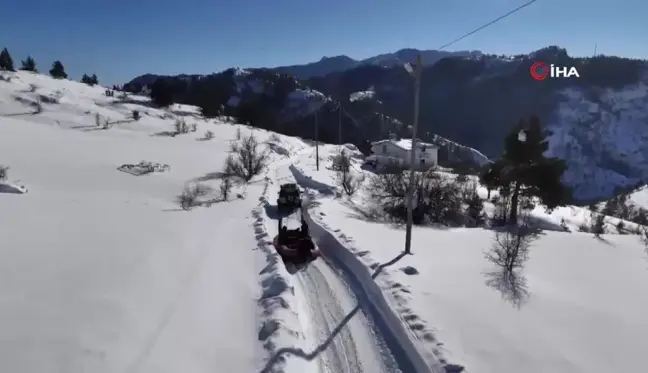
{"left": 403, "top": 54, "right": 423, "bottom": 255}
{"left": 338, "top": 102, "right": 343, "bottom": 148}
{"left": 315, "top": 111, "right": 319, "bottom": 170}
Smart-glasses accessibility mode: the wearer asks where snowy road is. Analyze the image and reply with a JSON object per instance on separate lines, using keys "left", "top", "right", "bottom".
{"left": 263, "top": 158, "right": 408, "bottom": 373}
{"left": 297, "top": 260, "right": 401, "bottom": 373}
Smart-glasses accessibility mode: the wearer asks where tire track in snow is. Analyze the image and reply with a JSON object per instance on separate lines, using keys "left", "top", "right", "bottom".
{"left": 297, "top": 260, "right": 399, "bottom": 373}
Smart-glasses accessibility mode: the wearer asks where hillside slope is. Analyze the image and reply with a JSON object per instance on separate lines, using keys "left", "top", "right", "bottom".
{"left": 0, "top": 70, "right": 310, "bottom": 373}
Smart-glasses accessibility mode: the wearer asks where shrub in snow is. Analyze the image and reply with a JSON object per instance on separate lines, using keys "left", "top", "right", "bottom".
{"left": 20, "top": 56, "right": 38, "bottom": 73}
{"left": 220, "top": 156, "right": 235, "bottom": 200}
{"left": 465, "top": 193, "right": 486, "bottom": 227}
{"left": 177, "top": 183, "right": 212, "bottom": 210}
{"left": 616, "top": 221, "right": 627, "bottom": 234}
{"left": 132, "top": 110, "right": 140, "bottom": 121}
{"left": 0, "top": 165, "right": 8, "bottom": 181}
{"left": 49, "top": 60, "right": 67, "bottom": 79}
{"left": 32, "top": 99, "right": 42, "bottom": 114}
{"left": 28, "top": 84, "right": 37, "bottom": 92}
{"left": 81, "top": 73, "right": 98, "bottom": 86}
{"left": 330, "top": 151, "right": 351, "bottom": 172}
{"left": 268, "top": 133, "right": 281, "bottom": 142}
{"left": 226, "top": 133, "right": 268, "bottom": 182}
{"left": 591, "top": 213, "right": 606, "bottom": 237}
{"left": 203, "top": 130, "right": 214, "bottom": 140}
{"left": 174, "top": 119, "right": 189, "bottom": 134}
{"left": 235, "top": 127, "right": 242, "bottom": 140}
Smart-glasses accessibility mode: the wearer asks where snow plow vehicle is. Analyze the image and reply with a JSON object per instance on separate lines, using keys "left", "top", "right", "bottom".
{"left": 272, "top": 214, "right": 320, "bottom": 269}
{"left": 276, "top": 183, "right": 302, "bottom": 213}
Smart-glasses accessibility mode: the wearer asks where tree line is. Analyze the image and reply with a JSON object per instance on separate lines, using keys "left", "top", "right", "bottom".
{"left": 0, "top": 47, "right": 107, "bottom": 87}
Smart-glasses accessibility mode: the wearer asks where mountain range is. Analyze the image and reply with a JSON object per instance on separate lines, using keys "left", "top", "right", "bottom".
{"left": 271, "top": 48, "right": 483, "bottom": 79}
{"left": 123, "top": 46, "right": 648, "bottom": 202}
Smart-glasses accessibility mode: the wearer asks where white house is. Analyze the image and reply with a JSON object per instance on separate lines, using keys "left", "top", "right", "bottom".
{"left": 368, "top": 138, "right": 438, "bottom": 170}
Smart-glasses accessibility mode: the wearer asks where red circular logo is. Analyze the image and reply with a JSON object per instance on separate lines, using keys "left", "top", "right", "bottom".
{"left": 530, "top": 61, "right": 549, "bottom": 80}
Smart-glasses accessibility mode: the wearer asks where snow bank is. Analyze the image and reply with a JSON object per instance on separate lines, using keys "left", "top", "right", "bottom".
{"left": 254, "top": 163, "right": 313, "bottom": 373}
{"left": 0, "top": 182, "right": 28, "bottom": 194}
{"left": 284, "top": 163, "right": 443, "bottom": 372}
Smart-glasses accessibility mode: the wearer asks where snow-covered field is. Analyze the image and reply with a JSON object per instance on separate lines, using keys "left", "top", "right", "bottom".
{"left": 0, "top": 71, "right": 310, "bottom": 373}
{"left": 290, "top": 144, "right": 648, "bottom": 373}
{"left": 1, "top": 70, "right": 647, "bottom": 373}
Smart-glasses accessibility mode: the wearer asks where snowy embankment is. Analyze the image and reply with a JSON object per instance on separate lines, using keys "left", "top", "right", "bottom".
{"left": 293, "top": 144, "right": 648, "bottom": 373}
{"left": 0, "top": 70, "right": 309, "bottom": 373}
{"left": 260, "top": 157, "right": 438, "bottom": 373}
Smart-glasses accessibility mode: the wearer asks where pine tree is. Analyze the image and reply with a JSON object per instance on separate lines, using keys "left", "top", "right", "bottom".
{"left": 49, "top": 60, "right": 67, "bottom": 79}
{"left": 0, "top": 48, "right": 15, "bottom": 71}
{"left": 81, "top": 73, "right": 92, "bottom": 85}
{"left": 20, "top": 56, "right": 37, "bottom": 72}
{"left": 81, "top": 73, "right": 98, "bottom": 86}
{"left": 486, "top": 116, "right": 570, "bottom": 224}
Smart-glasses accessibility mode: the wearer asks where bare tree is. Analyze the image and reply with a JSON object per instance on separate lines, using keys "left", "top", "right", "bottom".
{"left": 366, "top": 169, "right": 463, "bottom": 225}
{"left": 485, "top": 224, "right": 537, "bottom": 271}
{"left": 226, "top": 133, "right": 268, "bottom": 182}
{"left": 334, "top": 151, "right": 360, "bottom": 196}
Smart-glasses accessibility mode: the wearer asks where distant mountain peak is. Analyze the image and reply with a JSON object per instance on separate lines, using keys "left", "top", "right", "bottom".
{"left": 319, "top": 55, "right": 355, "bottom": 62}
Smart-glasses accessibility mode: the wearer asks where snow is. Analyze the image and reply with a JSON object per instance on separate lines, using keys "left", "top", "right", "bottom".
{"left": 627, "top": 185, "right": 648, "bottom": 209}
{"left": 291, "top": 144, "right": 648, "bottom": 373}
{"left": 547, "top": 84, "right": 648, "bottom": 200}
{"left": 349, "top": 90, "right": 376, "bottom": 102}
{"left": 284, "top": 89, "right": 329, "bottom": 118}
{"left": 0, "top": 70, "right": 307, "bottom": 373}
{"left": 2, "top": 69, "right": 647, "bottom": 373}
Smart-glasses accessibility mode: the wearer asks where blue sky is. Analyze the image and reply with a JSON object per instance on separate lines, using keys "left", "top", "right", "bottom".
{"left": 1, "top": 0, "right": 645, "bottom": 85}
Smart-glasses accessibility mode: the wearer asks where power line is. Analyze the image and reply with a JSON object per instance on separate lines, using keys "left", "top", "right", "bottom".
{"left": 437, "top": 0, "right": 538, "bottom": 51}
